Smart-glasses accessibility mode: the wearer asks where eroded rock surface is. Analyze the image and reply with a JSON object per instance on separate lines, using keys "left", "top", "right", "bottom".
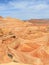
{"left": 0, "top": 17, "right": 49, "bottom": 65}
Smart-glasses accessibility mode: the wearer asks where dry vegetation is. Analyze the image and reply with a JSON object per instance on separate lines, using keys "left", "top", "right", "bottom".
{"left": 0, "top": 17, "right": 49, "bottom": 65}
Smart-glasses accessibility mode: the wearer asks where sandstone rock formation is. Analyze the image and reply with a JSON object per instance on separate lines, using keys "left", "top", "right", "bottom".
{"left": 25, "top": 19, "right": 49, "bottom": 25}
{"left": 0, "top": 17, "right": 49, "bottom": 65}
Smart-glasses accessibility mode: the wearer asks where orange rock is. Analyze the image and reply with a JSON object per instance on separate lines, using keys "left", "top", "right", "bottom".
{"left": 0, "top": 17, "right": 49, "bottom": 65}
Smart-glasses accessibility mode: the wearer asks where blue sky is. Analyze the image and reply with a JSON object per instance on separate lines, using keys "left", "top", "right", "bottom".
{"left": 0, "top": 0, "right": 49, "bottom": 20}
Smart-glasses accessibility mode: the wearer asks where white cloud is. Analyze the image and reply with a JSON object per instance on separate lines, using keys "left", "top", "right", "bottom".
{"left": 30, "top": 4, "right": 48, "bottom": 10}
{"left": 0, "top": 0, "right": 48, "bottom": 11}
{"left": 8, "top": 1, "right": 48, "bottom": 10}
{"left": 0, "top": 0, "right": 49, "bottom": 19}
{"left": 8, "top": 1, "right": 27, "bottom": 9}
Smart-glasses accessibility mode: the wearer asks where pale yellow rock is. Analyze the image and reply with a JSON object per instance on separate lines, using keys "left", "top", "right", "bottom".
{"left": 0, "top": 62, "right": 31, "bottom": 65}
